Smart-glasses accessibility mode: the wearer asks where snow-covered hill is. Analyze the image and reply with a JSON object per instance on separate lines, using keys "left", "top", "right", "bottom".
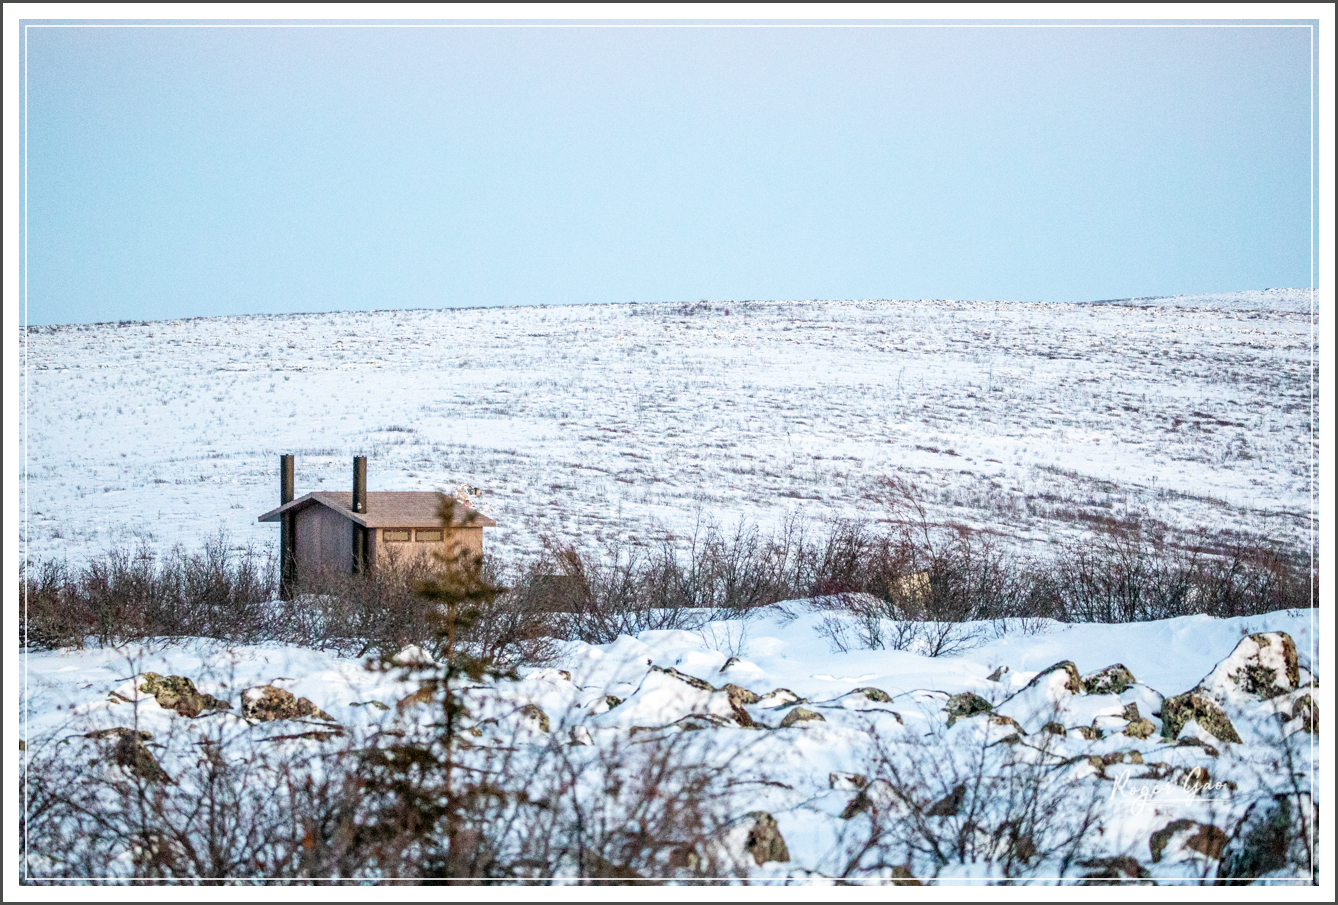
{"left": 20, "top": 291, "right": 1318, "bottom": 566}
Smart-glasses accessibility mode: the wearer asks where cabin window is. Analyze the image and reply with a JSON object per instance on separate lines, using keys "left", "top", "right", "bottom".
{"left": 416, "top": 528, "right": 443, "bottom": 542}
{"left": 383, "top": 529, "right": 411, "bottom": 542}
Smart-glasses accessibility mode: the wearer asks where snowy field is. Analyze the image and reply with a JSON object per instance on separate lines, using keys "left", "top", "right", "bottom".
{"left": 21, "top": 606, "right": 1318, "bottom": 882}
{"left": 20, "top": 288, "right": 1318, "bottom": 567}
{"left": 18, "top": 290, "right": 1322, "bottom": 882}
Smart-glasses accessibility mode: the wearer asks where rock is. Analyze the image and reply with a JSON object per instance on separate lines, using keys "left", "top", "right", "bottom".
{"left": 87, "top": 727, "right": 170, "bottom": 783}
{"left": 1159, "top": 692, "right": 1242, "bottom": 744}
{"left": 1287, "top": 694, "right": 1317, "bottom": 734}
{"left": 839, "top": 779, "right": 905, "bottom": 820}
{"left": 829, "top": 771, "right": 867, "bottom": 791}
{"left": 989, "top": 713, "right": 1025, "bottom": 734}
{"left": 1124, "top": 718, "right": 1157, "bottom": 739}
{"left": 1175, "top": 736, "right": 1221, "bottom": 758}
{"left": 395, "top": 684, "right": 436, "bottom": 714}
{"left": 667, "top": 714, "right": 733, "bottom": 732}
{"left": 1198, "top": 632, "right": 1300, "bottom": 703}
{"left": 1079, "top": 856, "right": 1155, "bottom": 884}
{"left": 722, "top": 683, "right": 760, "bottom": 705}
{"left": 1150, "top": 819, "right": 1227, "bottom": 863}
{"left": 1042, "top": 721, "right": 1067, "bottom": 736}
{"left": 1083, "top": 664, "right": 1137, "bottom": 696}
{"left": 924, "top": 783, "right": 966, "bottom": 817}
{"left": 943, "top": 692, "right": 992, "bottom": 727}
{"left": 888, "top": 865, "right": 921, "bottom": 885}
{"left": 755, "top": 688, "right": 801, "bottom": 709}
{"left": 850, "top": 686, "right": 894, "bottom": 703}
{"left": 1122, "top": 702, "right": 1142, "bottom": 721}
{"left": 1071, "top": 725, "right": 1101, "bottom": 741}
{"left": 1022, "top": 661, "right": 1084, "bottom": 696}
{"left": 1216, "top": 793, "right": 1315, "bottom": 883}
{"left": 390, "top": 644, "right": 435, "bottom": 667}
{"left": 604, "top": 694, "right": 623, "bottom": 710}
{"left": 570, "top": 726, "right": 593, "bottom": 746}
{"left": 778, "top": 707, "right": 825, "bottom": 729}
{"left": 520, "top": 703, "right": 549, "bottom": 733}
{"left": 986, "top": 665, "right": 1010, "bottom": 682}
{"left": 242, "top": 685, "right": 335, "bottom": 723}
{"left": 722, "top": 684, "right": 759, "bottom": 728}
{"left": 135, "top": 673, "right": 231, "bottom": 718}
{"left": 651, "top": 665, "right": 715, "bottom": 692}
{"left": 743, "top": 812, "right": 789, "bottom": 865}
{"left": 348, "top": 700, "right": 390, "bottom": 711}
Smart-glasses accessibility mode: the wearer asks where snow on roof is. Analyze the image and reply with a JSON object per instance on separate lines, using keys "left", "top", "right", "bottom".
{"left": 258, "top": 491, "right": 496, "bottom": 529}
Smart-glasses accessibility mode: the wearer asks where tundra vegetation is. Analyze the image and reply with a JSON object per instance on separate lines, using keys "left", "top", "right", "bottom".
{"left": 19, "top": 488, "right": 1318, "bottom": 885}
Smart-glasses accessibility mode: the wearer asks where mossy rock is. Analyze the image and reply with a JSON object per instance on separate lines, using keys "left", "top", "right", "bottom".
{"left": 1124, "top": 718, "right": 1158, "bottom": 740}
{"left": 943, "top": 692, "right": 992, "bottom": 727}
{"left": 743, "top": 812, "right": 790, "bottom": 865}
{"left": 87, "top": 727, "right": 170, "bottom": 783}
{"left": 1022, "top": 660, "right": 1084, "bottom": 696}
{"left": 1150, "top": 819, "right": 1227, "bottom": 863}
{"left": 137, "top": 672, "right": 231, "bottom": 718}
{"left": 1159, "top": 692, "right": 1241, "bottom": 744}
{"left": 651, "top": 665, "right": 715, "bottom": 692}
{"left": 1083, "top": 664, "right": 1137, "bottom": 696}
{"left": 242, "top": 685, "right": 335, "bottom": 723}
{"left": 722, "top": 684, "right": 759, "bottom": 728}
{"left": 851, "top": 686, "right": 894, "bottom": 703}
{"left": 520, "top": 703, "right": 550, "bottom": 733}
{"left": 1288, "top": 694, "right": 1317, "bottom": 734}
{"left": 1200, "top": 632, "right": 1301, "bottom": 702}
{"left": 722, "top": 683, "right": 760, "bottom": 705}
{"left": 778, "top": 707, "right": 825, "bottom": 729}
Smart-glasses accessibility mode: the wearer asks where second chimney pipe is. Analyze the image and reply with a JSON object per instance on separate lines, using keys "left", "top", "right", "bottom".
{"left": 280, "top": 455, "right": 296, "bottom": 600}
{"left": 352, "top": 456, "right": 367, "bottom": 513}
{"left": 281, "top": 455, "right": 295, "bottom": 505}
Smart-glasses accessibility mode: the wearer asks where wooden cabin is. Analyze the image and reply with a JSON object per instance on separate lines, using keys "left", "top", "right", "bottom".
{"left": 258, "top": 455, "right": 495, "bottom": 597}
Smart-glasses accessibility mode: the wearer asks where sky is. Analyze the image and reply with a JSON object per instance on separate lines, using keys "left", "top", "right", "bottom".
{"left": 21, "top": 22, "right": 1316, "bottom": 325}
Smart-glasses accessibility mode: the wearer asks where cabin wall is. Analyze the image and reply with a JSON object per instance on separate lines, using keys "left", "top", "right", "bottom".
{"left": 374, "top": 526, "right": 483, "bottom": 568}
{"left": 294, "top": 505, "right": 355, "bottom": 577}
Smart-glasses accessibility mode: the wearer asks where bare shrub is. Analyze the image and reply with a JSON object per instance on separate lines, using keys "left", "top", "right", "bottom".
{"left": 828, "top": 715, "right": 1104, "bottom": 881}
{"left": 20, "top": 533, "right": 275, "bottom": 650}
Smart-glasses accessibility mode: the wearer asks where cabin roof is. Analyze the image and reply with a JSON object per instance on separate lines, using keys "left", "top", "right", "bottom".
{"left": 258, "top": 491, "right": 497, "bottom": 528}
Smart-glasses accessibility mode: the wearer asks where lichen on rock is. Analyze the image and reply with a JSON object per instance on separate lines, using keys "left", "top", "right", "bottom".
{"left": 242, "top": 685, "right": 335, "bottom": 723}
{"left": 778, "top": 707, "right": 824, "bottom": 728}
{"left": 1159, "top": 692, "right": 1242, "bottom": 744}
{"left": 943, "top": 692, "right": 992, "bottom": 727}
{"left": 134, "top": 672, "right": 231, "bottom": 718}
{"left": 1082, "top": 664, "right": 1137, "bottom": 696}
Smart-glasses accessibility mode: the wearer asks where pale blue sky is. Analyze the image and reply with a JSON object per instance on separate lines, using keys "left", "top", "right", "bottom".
{"left": 23, "top": 23, "right": 1315, "bottom": 325}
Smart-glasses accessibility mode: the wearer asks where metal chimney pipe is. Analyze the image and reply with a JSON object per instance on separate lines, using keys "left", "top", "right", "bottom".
{"left": 281, "top": 454, "right": 295, "bottom": 505}
{"left": 352, "top": 456, "right": 367, "bottom": 513}
{"left": 351, "top": 456, "right": 368, "bottom": 574}
{"left": 280, "top": 454, "right": 296, "bottom": 600}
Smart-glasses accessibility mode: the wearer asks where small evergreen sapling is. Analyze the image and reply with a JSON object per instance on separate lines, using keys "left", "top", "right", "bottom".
{"left": 357, "top": 494, "right": 510, "bottom": 878}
